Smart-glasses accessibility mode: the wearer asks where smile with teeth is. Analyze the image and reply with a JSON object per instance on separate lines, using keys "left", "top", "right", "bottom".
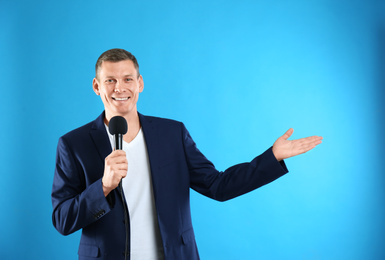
{"left": 112, "top": 97, "right": 130, "bottom": 101}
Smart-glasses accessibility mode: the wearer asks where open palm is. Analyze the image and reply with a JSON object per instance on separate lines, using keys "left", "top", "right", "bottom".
{"left": 272, "top": 128, "right": 323, "bottom": 161}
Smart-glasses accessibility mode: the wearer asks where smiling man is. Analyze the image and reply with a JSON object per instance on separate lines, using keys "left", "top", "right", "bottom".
{"left": 52, "top": 48, "right": 322, "bottom": 260}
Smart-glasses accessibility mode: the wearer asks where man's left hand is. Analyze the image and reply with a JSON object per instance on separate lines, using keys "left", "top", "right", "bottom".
{"left": 272, "top": 128, "right": 323, "bottom": 161}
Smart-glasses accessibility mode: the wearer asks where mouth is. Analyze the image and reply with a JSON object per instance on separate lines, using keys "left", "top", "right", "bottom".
{"left": 112, "top": 97, "right": 130, "bottom": 101}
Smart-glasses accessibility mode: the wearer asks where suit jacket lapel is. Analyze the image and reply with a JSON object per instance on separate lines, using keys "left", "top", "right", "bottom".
{"left": 89, "top": 112, "right": 112, "bottom": 162}
{"left": 139, "top": 113, "right": 163, "bottom": 200}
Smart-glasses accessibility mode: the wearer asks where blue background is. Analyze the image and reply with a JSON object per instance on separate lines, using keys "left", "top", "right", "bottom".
{"left": 1, "top": 0, "right": 385, "bottom": 259}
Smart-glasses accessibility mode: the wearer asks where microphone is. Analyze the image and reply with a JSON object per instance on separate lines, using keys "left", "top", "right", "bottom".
{"left": 108, "top": 116, "right": 128, "bottom": 150}
{"left": 108, "top": 116, "right": 129, "bottom": 260}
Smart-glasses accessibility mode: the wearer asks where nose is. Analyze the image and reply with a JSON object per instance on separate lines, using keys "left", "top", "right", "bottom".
{"left": 114, "top": 80, "right": 126, "bottom": 93}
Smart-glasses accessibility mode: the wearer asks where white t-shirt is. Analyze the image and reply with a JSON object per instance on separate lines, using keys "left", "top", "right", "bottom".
{"left": 106, "top": 126, "right": 164, "bottom": 260}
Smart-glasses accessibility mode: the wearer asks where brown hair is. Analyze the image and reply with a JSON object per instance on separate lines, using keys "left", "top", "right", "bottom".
{"left": 95, "top": 48, "right": 140, "bottom": 79}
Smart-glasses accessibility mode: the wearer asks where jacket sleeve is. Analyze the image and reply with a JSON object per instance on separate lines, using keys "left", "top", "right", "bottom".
{"left": 182, "top": 124, "right": 288, "bottom": 201}
{"left": 51, "top": 136, "right": 115, "bottom": 236}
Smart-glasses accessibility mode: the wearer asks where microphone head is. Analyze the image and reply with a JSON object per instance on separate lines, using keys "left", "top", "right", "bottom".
{"left": 108, "top": 116, "right": 128, "bottom": 135}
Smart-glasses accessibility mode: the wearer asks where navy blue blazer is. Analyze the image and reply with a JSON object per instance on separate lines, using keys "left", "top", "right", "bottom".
{"left": 52, "top": 112, "right": 288, "bottom": 260}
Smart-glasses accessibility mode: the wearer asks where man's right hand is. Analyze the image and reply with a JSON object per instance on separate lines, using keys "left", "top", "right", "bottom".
{"left": 102, "top": 150, "right": 128, "bottom": 197}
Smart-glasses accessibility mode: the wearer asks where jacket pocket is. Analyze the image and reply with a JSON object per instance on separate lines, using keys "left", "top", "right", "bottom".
{"left": 78, "top": 244, "right": 100, "bottom": 257}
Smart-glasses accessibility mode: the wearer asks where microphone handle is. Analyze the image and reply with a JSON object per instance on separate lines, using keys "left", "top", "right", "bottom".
{"left": 114, "top": 132, "right": 124, "bottom": 190}
{"left": 114, "top": 133, "right": 129, "bottom": 259}
{"left": 114, "top": 133, "right": 123, "bottom": 150}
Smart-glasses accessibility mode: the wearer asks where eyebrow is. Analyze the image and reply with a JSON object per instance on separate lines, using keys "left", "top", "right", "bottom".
{"left": 105, "top": 74, "right": 135, "bottom": 78}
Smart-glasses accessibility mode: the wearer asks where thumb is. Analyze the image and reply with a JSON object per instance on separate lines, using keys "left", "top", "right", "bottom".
{"left": 282, "top": 128, "right": 294, "bottom": 140}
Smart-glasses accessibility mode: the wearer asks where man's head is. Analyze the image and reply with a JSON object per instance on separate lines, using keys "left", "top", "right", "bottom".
{"left": 93, "top": 49, "right": 144, "bottom": 122}
{"left": 95, "top": 48, "right": 140, "bottom": 80}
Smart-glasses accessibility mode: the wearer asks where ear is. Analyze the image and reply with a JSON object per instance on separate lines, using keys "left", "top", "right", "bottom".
{"left": 138, "top": 75, "right": 144, "bottom": 93}
{"left": 92, "top": 78, "right": 100, "bottom": 95}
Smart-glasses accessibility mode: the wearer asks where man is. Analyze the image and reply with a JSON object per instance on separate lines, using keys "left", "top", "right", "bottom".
{"left": 52, "top": 48, "right": 322, "bottom": 260}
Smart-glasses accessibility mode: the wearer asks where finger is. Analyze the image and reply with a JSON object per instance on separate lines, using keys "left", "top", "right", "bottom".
{"left": 305, "top": 135, "right": 323, "bottom": 141}
{"left": 117, "top": 162, "right": 128, "bottom": 171}
{"left": 111, "top": 168, "right": 127, "bottom": 177}
{"left": 114, "top": 157, "right": 128, "bottom": 165}
{"left": 108, "top": 169, "right": 127, "bottom": 184}
{"left": 107, "top": 151, "right": 127, "bottom": 161}
{"left": 290, "top": 137, "right": 321, "bottom": 153}
{"left": 294, "top": 136, "right": 323, "bottom": 145}
{"left": 282, "top": 128, "right": 294, "bottom": 140}
{"left": 120, "top": 169, "right": 128, "bottom": 179}
{"left": 296, "top": 139, "right": 320, "bottom": 149}
{"left": 106, "top": 158, "right": 127, "bottom": 168}
{"left": 297, "top": 141, "right": 321, "bottom": 154}
{"left": 110, "top": 150, "right": 126, "bottom": 157}
{"left": 303, "top": 137, "right": 323, "bottom": 147}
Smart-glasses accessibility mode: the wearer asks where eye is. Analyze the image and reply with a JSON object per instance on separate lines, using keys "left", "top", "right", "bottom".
{"left": 125, "top": 78, "right": 133, "bottom": 82}
{"left": 105, "top": 79, "right": 115, "bottom": 83}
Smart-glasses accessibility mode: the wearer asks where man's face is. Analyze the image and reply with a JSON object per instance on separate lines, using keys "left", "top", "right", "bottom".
{"left": 93, "top": 60, "right": 143, "bottom": 121}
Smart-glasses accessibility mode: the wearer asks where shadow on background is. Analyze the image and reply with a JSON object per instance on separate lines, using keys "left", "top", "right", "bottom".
{"left": 379, "top": 22, "right": 385, "bottom": 147}
{"left": 374, "top": 16, "right": 385, "bottom": 256}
